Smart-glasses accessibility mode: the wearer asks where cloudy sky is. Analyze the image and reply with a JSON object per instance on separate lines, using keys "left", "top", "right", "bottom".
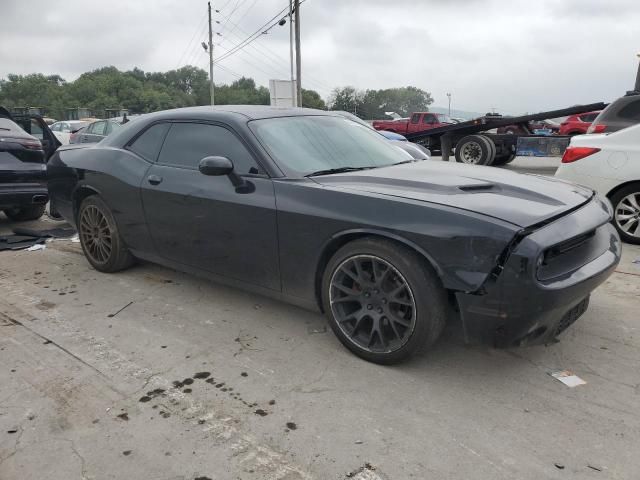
{"left": 1, "top": 0, "right": 638, "bottom": 114}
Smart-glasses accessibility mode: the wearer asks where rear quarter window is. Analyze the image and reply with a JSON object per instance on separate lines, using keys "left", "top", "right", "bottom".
{"left": 127, "top": 123, "right": 170, "bottom": 162}
{"left": 617, "top": 99, "right": 640, "bottom": 120}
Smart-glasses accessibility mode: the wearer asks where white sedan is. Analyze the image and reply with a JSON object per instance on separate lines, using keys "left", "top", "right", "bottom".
{"left": 49, "top": 120, "right": 90, "bottom": 145}
{"left": 556, "top": 123, "right": 640, "bottom": 244}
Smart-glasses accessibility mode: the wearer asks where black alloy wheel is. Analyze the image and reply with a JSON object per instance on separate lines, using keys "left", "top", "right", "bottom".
{"left": 322, "top": 238, "right": 447, "bottom": 364}
{"left": 329, "top": 254, "right": 417, "bottom": 354}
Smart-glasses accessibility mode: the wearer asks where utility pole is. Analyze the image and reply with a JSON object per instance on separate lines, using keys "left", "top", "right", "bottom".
{"left": 208, "top": 1, "right": 215, "bottom": 105}
{"left": 289, "top": 0, "right": 296, "bottom": 106}
{"left": 294, "top": 0, "right": 302, "bottom": 107}
{"left": 446, "top": 92, "right": 451, "bottom": 117}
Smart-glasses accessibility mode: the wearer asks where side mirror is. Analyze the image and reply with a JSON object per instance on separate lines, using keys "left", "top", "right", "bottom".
{"left": 199, "top": 156, "right": 234, "bottom": 176}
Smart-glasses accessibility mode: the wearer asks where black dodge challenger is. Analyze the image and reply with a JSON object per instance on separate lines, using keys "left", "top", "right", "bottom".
{"left": 47, "top": 106, "right": 621, "bottom": 364}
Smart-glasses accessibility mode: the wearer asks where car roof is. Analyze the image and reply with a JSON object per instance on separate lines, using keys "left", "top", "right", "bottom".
{"left": 139, "top": 105, "right": 337, "bottom": 121}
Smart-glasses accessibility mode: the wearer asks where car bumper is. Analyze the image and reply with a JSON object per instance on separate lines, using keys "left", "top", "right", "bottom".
{"left": 456, "top": 196, "right": 621, "bottom": 347}
{"left": 0, "top": 184, "right": 49, "bottom": 209}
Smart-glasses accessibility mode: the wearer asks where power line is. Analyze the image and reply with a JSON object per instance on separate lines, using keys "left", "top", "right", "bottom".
{"left": 212, "top": 3, "right": 293, "bottom": 65}
{"left": 176, "top": 14, "right": 208, "bottom": 69}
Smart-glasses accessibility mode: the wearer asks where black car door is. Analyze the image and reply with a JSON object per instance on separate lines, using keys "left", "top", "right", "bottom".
{"left": 140, "top": 121, "right": 280, "bottom": 291}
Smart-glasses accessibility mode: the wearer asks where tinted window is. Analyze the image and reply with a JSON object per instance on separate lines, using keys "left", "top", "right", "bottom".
{"left": 580, "top": 113, "right": 598, "bottom": 122}
{"left": 423, "top": 114, "right": 435, "bottom": 124}
{"left": 157, "top": 123, "right": 261, "bottom": 174}
{"left": 128, "top": 123, "right": 170, "bottom": 161}
{"left": 410, "top": 114, "right": 420, "bottom": 124}
{"left": 618, "top": 99, "right": 640, "bottom": 120}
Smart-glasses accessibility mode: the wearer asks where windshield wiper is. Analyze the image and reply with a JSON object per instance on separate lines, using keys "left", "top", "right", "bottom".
{"left": 305, "top": 166, "right": 375, "bottom": 177}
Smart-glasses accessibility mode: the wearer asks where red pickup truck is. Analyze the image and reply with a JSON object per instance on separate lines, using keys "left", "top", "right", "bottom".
{"left": 372, "top": 112, "right": 452, "bottom": 134}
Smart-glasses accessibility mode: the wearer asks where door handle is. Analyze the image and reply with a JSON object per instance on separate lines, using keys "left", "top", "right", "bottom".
{"left": 147, "top": 174, "right": 163, "bottom": 185}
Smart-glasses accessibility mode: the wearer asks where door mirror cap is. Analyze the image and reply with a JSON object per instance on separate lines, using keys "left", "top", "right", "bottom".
{"left": 199, "top": 156, "right": 234, "bottom": 176}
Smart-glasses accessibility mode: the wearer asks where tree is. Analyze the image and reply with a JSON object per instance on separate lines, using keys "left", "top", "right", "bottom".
{"left": 327, "top": 86, "right": 363, "bottom": 114}
{"left": 328, "top": 85, "right": 433, "bottom": 119}
{"left": 301, "top": 88, "right": 326, "bottom": 109}
{"left": 0, "top": 66, "right": 327, "bottom": 119}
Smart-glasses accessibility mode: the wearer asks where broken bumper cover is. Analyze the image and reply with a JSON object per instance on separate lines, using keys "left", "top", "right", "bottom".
{"left": 456, "top": 196, "right": 621, "bottom": 348}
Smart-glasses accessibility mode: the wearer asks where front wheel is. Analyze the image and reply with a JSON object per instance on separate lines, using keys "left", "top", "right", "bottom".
{"left": 610, "top": 183, "right": 640, "bottom": 244}
{"left": 322, "top": 238, "right": 447, "bottom": 364}
{"left": 78, "top": 196, "right": 135, "bottom": 272}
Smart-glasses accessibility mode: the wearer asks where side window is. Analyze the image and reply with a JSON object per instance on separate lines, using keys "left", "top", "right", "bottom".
{"left": 157, "top": 123, "right": 261, "bottom": 175}
{"left": 128, "top": 123, "right": 171, "bottom": 161}
{"left": 580, "top": 113, "right": 597, "bottom": 122}
{"left": 423, "top": 114, "right": 435, "bottom": 124}
{"left": 92, "top": 121, "right": 106, "bottom": 135}
{"left": 30, "top": 119, "right": 44, "bottom": 140}
{"left": 618, "top": 99, "right": 640, "bottom": 120}
{"left": 50, "top": 123, "right": 60, "bottom": 132}
{"left": 410, "top": 114, "right": 420, "bottom": 124}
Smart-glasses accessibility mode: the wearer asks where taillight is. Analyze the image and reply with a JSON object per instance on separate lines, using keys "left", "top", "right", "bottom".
{"left": 561, "top": 146, "right": 601, "bottom": 163}
{"left": 0, "top": 136, "right": 42, "bottom": 150}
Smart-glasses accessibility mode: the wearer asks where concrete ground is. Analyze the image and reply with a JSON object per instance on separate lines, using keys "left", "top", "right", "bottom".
{"left": 1, "top": 157, "right": 639, "bottom": 480}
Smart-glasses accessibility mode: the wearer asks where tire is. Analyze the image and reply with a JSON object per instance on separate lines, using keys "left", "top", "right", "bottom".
{"left": 77, "top": 196, "right": 135, "bottom": 272}
{"left": 478, "top": 135, "right": 497, "bottom": 165}
{"left": 3, "top": 204, "right": 46, "bottom": 221}
{"left": 321, "top": 238, "right": 447, "bottom": 364}
{"left": 609, "top": 183, "right": 640, "bottom": 245}
{"left": 492, "top": 153, "right": 517, "bottom": 166}
{"left": 454, "top": 135, "right": 495, "bottom": 165}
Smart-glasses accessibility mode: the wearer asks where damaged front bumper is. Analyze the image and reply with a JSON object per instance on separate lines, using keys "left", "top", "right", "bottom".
{"left": 456, "top": 195, "right": 621, "bottom": 348}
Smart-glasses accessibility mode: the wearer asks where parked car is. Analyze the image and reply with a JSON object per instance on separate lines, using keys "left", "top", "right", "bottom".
{"left": 587, "top": 92, "right": 640, "bottom": 134}
{"left": 0, "top": 107, "right": 60, "bottom": 221}
{"left": 497, "top": 119, "right": 560, "bottom": 135}
{"left": 372, "top": 112, "right": 452, "bottom": 135}
{"left": 558, "top": 111, "right": 600, "bottom": 136}
{"left": 48, "top": 106, "right": 620, "bottom": 364}
{"left": 69, "top": 119, "right": 123, "bottom": 144}
{"left": 335, "top": 111, "right": 430, "bottom": 160}
{"left": 50, "top": 120, "right": 90, "bottom": 145}
{"left": 556, "top": 122, "right": 640, "bottom": 244}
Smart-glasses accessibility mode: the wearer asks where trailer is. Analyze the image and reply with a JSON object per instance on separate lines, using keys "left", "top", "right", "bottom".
{"left": 404, "top": 102, "right": 607, "bottom": 166}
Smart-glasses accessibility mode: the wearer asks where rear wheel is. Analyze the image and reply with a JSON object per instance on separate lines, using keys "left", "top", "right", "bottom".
{"left": 454, "top": 135, "right": 495, "bottom": 165}
{"left": 322, "top": 238, "right": 447, "bottom": 364}
{"left": 492, "top": 153, "right": 517, "bottom": 166}
{"left": 78, "top": 196, "right": 135, "bottom": 272}
{"left": 610, "top": 183, "right": 640, "bottom": 244}
{"left": 3, "top": 205, "right": 46, "bottom": 221}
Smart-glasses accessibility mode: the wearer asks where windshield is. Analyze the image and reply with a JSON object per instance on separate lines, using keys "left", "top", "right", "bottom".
{"left": 250, "top": 115, "right": 410, "bottom": 175}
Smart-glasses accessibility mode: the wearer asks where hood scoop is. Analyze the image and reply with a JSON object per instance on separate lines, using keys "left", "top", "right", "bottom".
{"left": 458, "top": 184, "right": 498, "bottom": 193}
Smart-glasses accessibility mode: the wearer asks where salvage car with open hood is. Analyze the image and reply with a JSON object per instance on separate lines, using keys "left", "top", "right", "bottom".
{"left": 47, "top": 106, "right": 621, "bottom": 364}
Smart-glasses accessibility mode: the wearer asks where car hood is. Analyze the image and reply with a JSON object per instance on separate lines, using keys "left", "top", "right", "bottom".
{"left": 311, "top": 161, "right": 594, "bottom": 228}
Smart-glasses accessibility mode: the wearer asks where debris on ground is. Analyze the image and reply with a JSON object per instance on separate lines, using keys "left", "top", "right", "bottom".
{"left": 0, "top": 225, "right": 76, "bottom": 251}
{"left": 550, "top": 370, "right": 587, "bottom": 387}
